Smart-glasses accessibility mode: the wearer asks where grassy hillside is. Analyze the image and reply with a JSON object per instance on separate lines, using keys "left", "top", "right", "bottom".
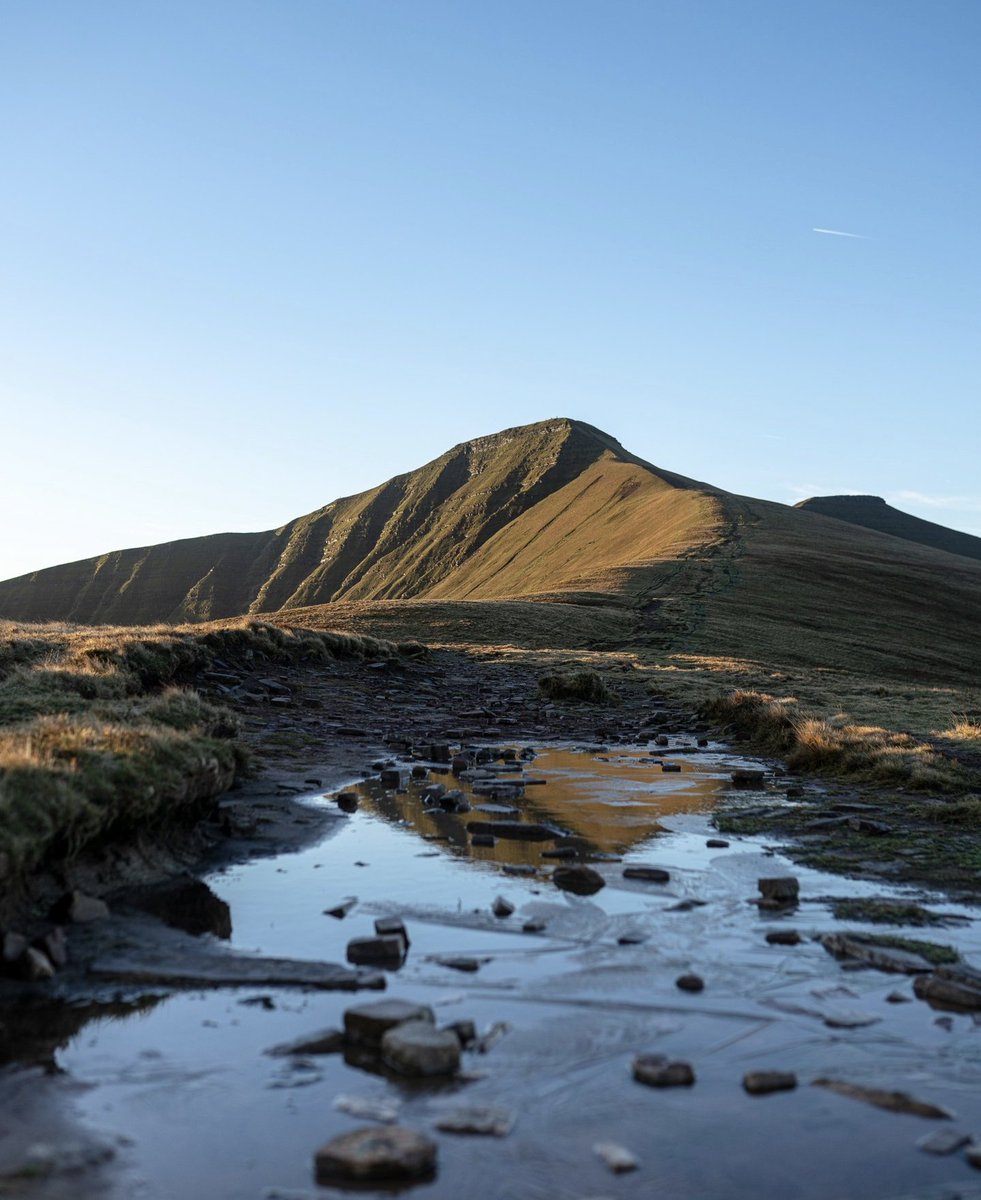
{"left": 0, "top": 419, "right": 721, "bottom": 625}
{"left": 795, "top": 494, "right": 981, "bottom": 562}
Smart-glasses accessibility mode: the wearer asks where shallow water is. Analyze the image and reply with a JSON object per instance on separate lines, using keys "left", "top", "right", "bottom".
{"left": 25, "top": 745, "right": 981, "bottom": 1197}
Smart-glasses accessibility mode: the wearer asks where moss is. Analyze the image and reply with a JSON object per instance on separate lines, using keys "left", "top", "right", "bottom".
{"left": 829, "top": 898, "right": 952, "bottom": 926}
{"left": 849, "top": 934, "right": 960, "bottom": 966}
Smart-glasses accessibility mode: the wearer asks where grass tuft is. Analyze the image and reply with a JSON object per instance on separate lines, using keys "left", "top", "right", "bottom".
{"left": 538, "top": 670, "right": 615, "bottom": 704}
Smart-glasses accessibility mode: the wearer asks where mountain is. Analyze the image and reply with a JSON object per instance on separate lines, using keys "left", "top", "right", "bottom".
{"left": 2, "top": 418, "right": 980, "bottom": 688}
{"left": 0, "top": 420, "right": 723, "bottom": 625}
{"left": 794, "top": 495, "right": 981, "bottom": 562}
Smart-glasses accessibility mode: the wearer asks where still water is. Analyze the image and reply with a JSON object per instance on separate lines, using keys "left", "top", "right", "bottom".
{"left": 32, "top": 746, "right": 981, "bottom": 1197}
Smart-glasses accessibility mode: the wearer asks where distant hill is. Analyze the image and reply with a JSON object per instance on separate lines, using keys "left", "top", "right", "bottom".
{"left": 794, "top": 495, "right": 981, "bottom": 562}
{"left": 2, "top": 419, "right": 980, "bottom": 688}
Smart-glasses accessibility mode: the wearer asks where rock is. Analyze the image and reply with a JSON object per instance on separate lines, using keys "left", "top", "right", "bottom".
{"left": 503, "top": 864, "right": 537, "bottom": 876}
{"left": 966, "top": 1143, "right": 981, "bottom": 1170}
{"left": 435, "top": 1105, "right": 515, "bottom": 1136}
{"left": 333, "top": 1094, "right": 400, "bottom": 1123}
{"left": 523, "top": 918, "right": 547, "bottom": 933}
{"left": 34, "top": 927, "right": 68, "bottom": 968}
{"left": 347, "top": 936, "right": 406, "bottom": 966}
{"left": 766, "top": 930, "right": 802, "bottom": 946}
{"left": 886, "top": 990, "right": 912, "bottom": 1003}
{"left": 431, "top": 955, "right": 487, "bottom": 973}
{"left": 444, "top": 1019, "right": 477, "bottom": 1047}
{"left": 594, "top": 1141, "right": 639, "bottom": 1173}
{"left": 542, "top": 846, "right": 578, "bottom": 860}
{"left": 821, "top": 934, "right": 934, "bottom": 975}
{"left": 618, "top": 930, "right": 647, "bottom": 945}
{"left": 51, "top": 890, "right": 109, "bottom": 923}
{"left": 661, "top": 762, "right": 682, "bottom": 773}
{"left": 381, "top": 1021, "right": 461, "bottom": 1076}
{"left": 438, "top": 790, "right": 470, "bottom": 813}
{"left": 421, "top": 783, "right": 446, "bottom": 803}
{"left": 374, "top": 917, "right": 410, "bottom": 948}
{"left": 706, "top": 838, "right": 729, "bottom": 848}
{"left": 623, "top": 866, "right": 670, "bottom": 883}
{"left": 917, "top": 1129, "right": 972, "bottom": 1155}
{"left": 466, "top": 820, "right": 558, "bottom": 842}
{"left": 22, "top": 946, "right": 55, "bottom": 981}
{"left": 1, "top": 930, "right": 28, "bottom": 969}
{"left": 347, "top": 1003, "right": 445, "bottom": 1057}
{"left": 265, "top": 1028, "right": 345, "bottom": 1056}
{"left": 324, "top": 896, "right": 357, "bottom": 919}
{"left": 697, "top": 737, "right": 709, "bottom": 747}
{"left": 743, "top": 1071, "right": 797, "bottom": 1095}
{"left": 758, "top": 877, "right": 799, "bottom": 903}
{"left": 552, "top": 865, "right": 605, "bottom": 896}
{"left": 668, "top": 899, "right": 707, "bottom": 912}
{"left": 126, "top": 878, "right": 232, "bottom": 939}
{"left": 914, "top": 963, "right": 981, "bottom": 1009}
{"left": 812, "top": 1078, "right": 953, "bottom": 1119}
{"left": 410, "top": 764, "right": 429, "bottom": 778}
{"left": 380, "top": 767, "right": 410, "bottom": 788}
{"left": 314, "top": 1126, "right": 437, "bottom": 1184}
{"left": 91, "top": 954, "right": 385, "bottom": 991}
{"left": 732, "top": 769, "right": 766, "bottom": 788}
{"left": 428, "top": 744, "right": 453, "bottom": 764}
{"left": 471, "top": 834, "right": 496, "bottom": 847}
{"left": 655, "top": 735, "right": 670, "bottom": 747}
{"left": 633, "top": 1054, "right": 695, "bottom": 1087}
{"left": 335, "top": 792, "right": 359, "bottom": 813}
{"left": 492, "top": 896, "right": 515, "bottom": 918}
{"left": 848, "top": 817, "right": 893, "bottom": 835}
{"left": 676, "top": 973, "right": 704, "bottom": 993}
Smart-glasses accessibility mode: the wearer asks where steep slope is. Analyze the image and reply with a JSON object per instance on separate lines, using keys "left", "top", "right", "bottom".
{"left": 795, "top": 495, "right": 981, "bottom": 563}
{"left": 0, "top": 420, "right": 724, "bottom": 625}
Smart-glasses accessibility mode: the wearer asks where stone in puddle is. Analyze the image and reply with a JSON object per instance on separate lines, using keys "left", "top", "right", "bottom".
{"left": 758, "top": 877, "right": 799, "bottom": 903}
{"left": 623, "top": 866, "right": 670, "bottom": 883}
{"left": 471, "top": 833, "right": 496, "bottom": 847}
{"left": 444, "top": 1019, "right": 477, "bottom": 1047}
{"left": 335, "top": 791, "right": 359, "bottom": 813}
{"left": 633, "top": 1054, "right": 695, "bottom": 1087}
{"left": 706, "top": 838, "right": 729, "bottom": 848}
{"left": 265, "top": 1028, "right": 345, "bottom": 1056}
{"left": 466, "top": 820, "right": 557, "bottom": 842}
{"left": 523, "top": 918, "right": 547, "bottom": 933}
{"left": 676, "top": 973, "right": 704, "bottom": 993}
{"left": 594, "top": 1141, "right": 639, "bottom": 1173}
{"left": 743, "top": 1071, "right": 797, "bottom": 1095}
{"left": 732, "top": 769, "right": 766, "bottom": 788}
{"left": 346, "top": 935, "right": 405, "bottom": 966}
{"left": 965, "top": 1143, "right": 981, "bottom": 1169}
{"left": 812, "top": 1078, "right": 953, "bottom": 1119}
{"left": 503, "top": 864, "right": 536, "bottom": 876}
{"left": 661, "top": 762, "right": 682, "bottom": 773}
{"left": 432, "top": 955, "right": 487, "bottom": 973}
{"left": 766, "top": 930, "right": 802, "bottom": 946}
{"left": 618, "top": 930, "right": 647, "bottom": 945}
{"left": 374, "top": 917, "right": 410, "bottom": 948}
{"left": 324, "top": 896, "right": 357, "bottom": 919}
{"left": 344, "top": 1000, "right": 434, "bottom": 1046}
{"left": 917, "top": 1129, "right": 971, "bottom": 1155}
{"left": 552, "top": 865, "right": 605, "bottom": 896}
{"left": 435, "top": 1105, "right": 515, "bottom": 1136}
{"left": 542, "top": 846, "right": 578, "bottom": 860}
{"left": 492, "top": 896, "right": 515, "bottom": 918}
{"left": 381, "top": 1021, "right": 461, "bottom": 1077}
{"left": 914, "top": 963, "right": 981, "bottom": 1008}
{"left": 314, "top": 1125, "right": 436, "bottom": 1184}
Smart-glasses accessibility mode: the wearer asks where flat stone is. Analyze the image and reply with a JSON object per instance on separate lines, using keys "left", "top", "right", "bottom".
{"left": 766, "top": 930, "right": 802, "bottom": 946}
{"left": 381, "top": 1021, "right": 461, "bottom": 1076}
{"left": 502, "top": 864, "right": 536, "bottom": 876}
{"left": 435, "top": 1105, "right": 515, "bottom": 1137}
{"left": 758, "top": 876, "right": 799, "bottom": 902}
{"left": 813, "top": 1078, "right": 953, "bottom": 1119}
{"left": 380, "top": 767, "right": 410, "bottom": 788}
{"left": 346, "top": 935, "right": 406, "bottom": 966}
{"left": 661, "top": 762, "right": 682, "bottom": 773}
{"left": 706, "top": 838, "right": 729, "bottom": 848}
{"left": 265, "top": 1028, "right": 345, "bottom": 1056}
{"left": 594, "top": 1141, "right": 639, "bottom": 1173}
{"left": 743, "top": 1071, "right": 798, "bottom": 1095}
{"left": 344, "top": 1000, "right": 434, "bottom": 1045}
{"left": 966, "top": 1143, "right": 981, "bottom": 1170}
{"left": 374, "top": 917, "right": 410, "bottom": 948}
{"left": 324, "top": 897, "right": 357, "bottom": 919}
{"left": 431, "top": 955, "right": 488, "bottom": 973}
{"left": 523, "top": 918, "right": 547, "bottom": 933}
{"left": 52, "top": 890, "right": 109, "bottom": 923}
{"left": 466, "top": 820, "right": 558, "bottom": 842}
{"left": 471, "top": 834, "right": 496, "bottom": 847}
{"left": 618, "top": 930, "right": 647, "bottom": 945}
{"left": 542, "top": 846, "right": 578, "bottom": 859}
{"left": 914, "top": 963, "right": 981, "bottom": 1009}
{"left": 676, "top": 973, "right": 704, "bottom": 993}
{"left": 623, "top": 866, "right": 670, "bottom": 883}
{"left": 90, "top": 954, "right": 384, "bottom": 991}
{"left": 314, "top": 1125, "right": 437, "bottom": 1184}
{"left": 821, "top": 934, "right": 933, "bottom": 975}
{"left": 22, "top": 946, "right": 55, "bottom": 981}
{"left": 917, "top": 1129, "right": 971, "bottom": 1155}
{"left": 633, "top": 1054, "right": 695, "bottom": 1087}
{"left": 553, "top": 865, "right": 605, "bottom": 896}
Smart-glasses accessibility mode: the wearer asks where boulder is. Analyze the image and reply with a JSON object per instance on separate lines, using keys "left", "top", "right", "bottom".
{"left": 381, "top": 1021, "right": 461, "bottom": 1076}
{"left": 314, "top": 1126, "right": 437, "bottom": 1184}
{"left": 552, "top": 865, "right": 605, "bottom": 896}
{"left": 758, "top": 877, "right": 799, "bottom": 903}
{"left": 346, "top": 936, "right": 406, "bottom": 966}
{"left": 344, "top": 999, "right": 435, "bottom": 1045}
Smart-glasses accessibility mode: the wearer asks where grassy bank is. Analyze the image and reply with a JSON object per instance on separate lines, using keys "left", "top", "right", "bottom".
{"left": 0, "top": 618, "right": 414, "bottom": 882}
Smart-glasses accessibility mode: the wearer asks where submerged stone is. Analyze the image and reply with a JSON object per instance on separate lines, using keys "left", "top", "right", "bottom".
{"left": 314, "top": 1125, "right": 436, "bottom": 1184}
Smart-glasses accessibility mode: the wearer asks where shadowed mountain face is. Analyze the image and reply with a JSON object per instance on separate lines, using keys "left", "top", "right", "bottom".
{"left": 794, "top": 495, "right": 981, "bottom": 563}
{"left": 0, "top": 419, "right": 724, "bottom": 625}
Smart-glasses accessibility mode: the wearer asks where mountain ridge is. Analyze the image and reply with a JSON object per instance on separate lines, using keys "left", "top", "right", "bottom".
{"left": 794, "top": 494, "right": 981, "bottom": 562}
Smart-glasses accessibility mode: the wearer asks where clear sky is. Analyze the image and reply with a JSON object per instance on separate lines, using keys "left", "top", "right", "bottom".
{"left": 2, "top": 0, "right": 979, "bottom": 580}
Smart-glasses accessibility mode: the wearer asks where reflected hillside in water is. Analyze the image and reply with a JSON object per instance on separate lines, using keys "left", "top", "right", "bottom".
{"left": 351, "top": 746, "right": 728, "bottom": 864}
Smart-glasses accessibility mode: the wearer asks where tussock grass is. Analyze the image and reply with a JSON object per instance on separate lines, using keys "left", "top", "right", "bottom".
{"left": 0, "top": 618, "right": 413, "bottom": 880}
{"left": 703, "top": 689, "right": 975, "bottom": 791}
{"left": 538, "top": 670, "right": 615, "bottom": 704}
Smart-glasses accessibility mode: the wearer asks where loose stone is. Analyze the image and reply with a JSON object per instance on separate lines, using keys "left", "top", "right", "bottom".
{"left": 374, "top": 917, "right": 410, "bottom": 947}
{"left": 314, "top": 1126, "right": 437, "bottom": 1184}
{"left": 265, "top": 1028, "right": 345, "bottom": 1056}
{"left": 706, "top": 838, "right": 729, "bottom": 848}
{"left": 335, "top": 792, "right": 359, "bottom": 813}
{"left": 633, "top": 1054, "right": 695, "bottom": 1087}
{"left": 766, "top": 930, "right": 802, "bottom": 946}
{"left": 661, "top": 762, "right": 681, "bottom": 773}
{"left": 471, "top": 834, "right": 496, "bottom": 847}
{"left": 965, "top": 1143, "right": 981, "bottom": 1170}
{"left": 732, "top": 769, "right": 766, "bottom": 788}
{"left": 552, "top": 865, "right": 605, "bottom": 896}
{"left": 623, "top": 866, "right": 670, "bottom": 883}
{"left": 492, "top": 896, "right": 515, "bottom": 918}
{"left": 444, "top": 1019, "right": 477, "bottom": 1047}
{"left": 676, "top": 973, "right": 704, "bottom": 993}
{"left": 917, "top": 1129, "right": 971, "bottom": 1155}
{"left": 435, "top": 1105, "right": 515, "bottom": 1137}
{"left": 344, "top": 999, "right": 435, "bottom": 1046}
{"left": 542, "top": 846, "right": 578, "bottom": 859}
{"left": 381, "top": 1021, "right": 461, "bottom": 1077}
{"left": 743, "top": 1071, "right": 797, "bottom": 1095}
{"left": 812, "top": 1078, "right": 953, "bottom": 1119}
{"left": 594, "top": 1141, "right": 639, "bottom": 1173}
{"left": 758, "top": 877, "right": 799, "bottom": 903}
{"left": 523, "top": 918, "right": 547, "bottom": 933}
{"left": 431, "top": 955, "right": 487, "bottom": 973}
{"left": 346, "top": 935, "right": 406, "bottom": 966}
{"left": 324, "top": 897, "right": 357, "bottom": 919}
{"left": 52, "top": 890, "right": 109, "bottom": 923}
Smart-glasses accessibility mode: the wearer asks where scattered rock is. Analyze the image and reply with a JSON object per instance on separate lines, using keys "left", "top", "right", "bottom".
{"left": 813, "top": 1078, "right": 953, "bottom": 1119}
{"left": 444, "top": 1019, "right": 477, "bottom": 1047}
{"left": 758, "top": 877, "right": 799, "bottom": 904}
{"left": 914, "top": 963, "right": 981, "bottom": 1010}
{"left": 623, "top": 866, "right": 670, "bottom": 883}
{"left": 916, "top": 1129, "right": 971, "bottom": 1155}
{"left": 887, "top": 990, "right": 912, "bottom": 1003}
{"left": 743, "top": 1071, "right": 797, "bottom": 1095}
{"left": 821, "top": 934, "right": 934, "bottom": 975}
{"left": 523, "top": 918, "right": 547, "bottom": 933}
{"left": 314, "top": 1126, "right": 437, "bottom": 1184}
{"left": 374, "top": 917, "right": 410, "bottom": 947}
{"left": 503, "top": 864, "right": 537, "bottom": 876}
{"left": 431, "top": 955, "right": 488, "bottom": 973}
{"left": 333, "top": 1094, "right": 400, "bottom": 1124}
{"left": 324, "top": 897, "right": 357, "bottom": 919}
{"left": 766, "top": 930, "right": 802, "bottom": 946}
{"left": 661, "top": 762, "right": 681, "bottom": 773}
{"left": 594, "top": 1141, "right": 639, "bottom": 1173}
{"left": 471, "top": 834, "right": 496, "bottom": 847}
{"left": 732, "top": 770, "right": 766, "bottom": 788}
{"left": 435, "top": 1105, "right": 515, "bottom": 1136}
{"left": 633, "top": 1054, "right": 695, "bottom": 1087}
{"left": 676, "top": 973, "right": 704, "bottom": 993}
{"left": 347, "top": 935, "right": 406, "bottom": 966}
{"left": 335, "top": 792, "right": 359, "bottom": 813}
{"left": 381, "top": 1021, "right": 461, "bottom": 1077}
{"left": 344, "top": 1000, "right": 435, "bottom": 1046}
{"left": 380, "top": 767, "right": 410, "bottom": 788}
{"left": 542, "top": 846, "right": 578, "bottom": 860}
{"left": 706, "top": 838, "right": 729, "bottom": 848}
{"left": 492, "top": 896, "right": 515, "bottom": 918}
{"left": 966, "top": 1143, "right": 981, "bottom": 1170}
{"left": 552, "top": 865, "right": 605, "bottom": 896}
{"left": 34, "top": 927, "right": 68, "bottom": 968}
{"left": 265, "top": 1028, "right": 345, "bottom": 1056}
{"left": 466, "top": 820, "right": 558, "bottom": 842}
{"left": 51, "top": 890, "right": 109, "bottom": 924}
{"left": 22, "top": 946, "right": 55, "bottom": 981}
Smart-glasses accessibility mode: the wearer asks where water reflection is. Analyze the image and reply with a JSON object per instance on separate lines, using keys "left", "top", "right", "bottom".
{"left": 350, "top": 746, "right": 727, "bottom": 863}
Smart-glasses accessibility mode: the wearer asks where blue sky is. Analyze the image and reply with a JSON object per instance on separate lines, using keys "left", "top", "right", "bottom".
{"left": 2, "top": 0, "right": 979, "bottom": 579}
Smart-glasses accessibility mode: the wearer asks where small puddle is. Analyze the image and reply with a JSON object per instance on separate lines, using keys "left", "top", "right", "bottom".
{"left": 8, "top": 742, "right": 981, "bottom": 1199}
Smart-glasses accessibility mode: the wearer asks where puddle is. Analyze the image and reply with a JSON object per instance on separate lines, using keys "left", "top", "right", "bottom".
{"left": 7, "top": 743, "right": 981, "bottom": 1198}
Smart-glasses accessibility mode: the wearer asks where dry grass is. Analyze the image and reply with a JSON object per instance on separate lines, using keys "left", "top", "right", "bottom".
{"left": 538, "top": 670, "right": 615, "bottom": 704}
{"left": 0, "top": 618, "right": 414, "bottom": 879}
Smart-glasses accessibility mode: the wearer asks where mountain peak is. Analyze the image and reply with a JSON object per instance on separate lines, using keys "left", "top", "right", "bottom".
{"left": 795, "top": 494, "right": 981, "bottom": 562}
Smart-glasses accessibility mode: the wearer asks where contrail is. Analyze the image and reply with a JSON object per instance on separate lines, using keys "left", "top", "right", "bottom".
{"left": 813, "top": 227, "right": 867, "bottom": 239}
